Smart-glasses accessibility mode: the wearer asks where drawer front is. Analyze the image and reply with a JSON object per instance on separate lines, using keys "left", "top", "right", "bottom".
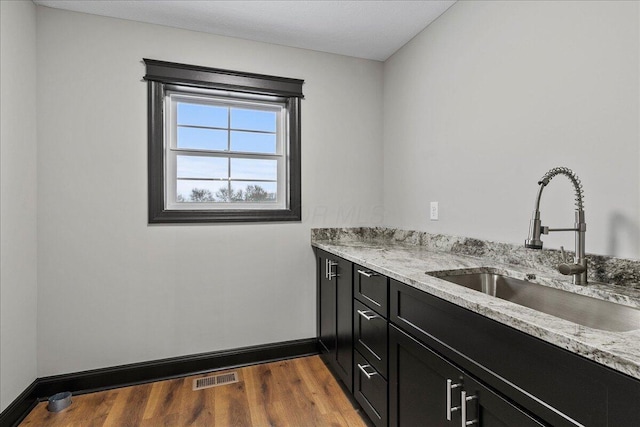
{"left": 355, "top": 350, "right": 388, "bottom": 427}
{"left": 354, "top": 299, "right": 388, "bottom": 378}
{"left": 354, "top": 265, "right": 388, "bottom": 317}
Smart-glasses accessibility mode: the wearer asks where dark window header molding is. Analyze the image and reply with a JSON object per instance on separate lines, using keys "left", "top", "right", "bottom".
{"left": 143, "top": 58, "right": 304, "bottom": 98}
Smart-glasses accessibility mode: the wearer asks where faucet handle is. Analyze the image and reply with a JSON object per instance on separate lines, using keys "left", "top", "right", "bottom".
{"left": 560, "top": 246, "right": 567, "bottom": 263}
{"left": 559, "top": 246, "right": 573, "bottom": 263}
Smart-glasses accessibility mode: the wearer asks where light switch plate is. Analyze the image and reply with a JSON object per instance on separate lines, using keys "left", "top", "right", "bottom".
{"left": 430, "top": 201, "right": 439, "bottom": 220}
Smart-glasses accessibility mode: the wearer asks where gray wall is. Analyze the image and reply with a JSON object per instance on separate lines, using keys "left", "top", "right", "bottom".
{"left": 383, "top": 0, "right": 640, "bottom": 259}
{"left": 35, "top": 7, "right": 383, "bottom": 377}
{"left": 0, "top": 0, "right": 39, "bottom": 412}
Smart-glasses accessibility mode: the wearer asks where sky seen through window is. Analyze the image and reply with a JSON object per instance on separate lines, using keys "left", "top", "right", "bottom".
{"left": 175, "top": 102, "right": 279, "bottom": 203}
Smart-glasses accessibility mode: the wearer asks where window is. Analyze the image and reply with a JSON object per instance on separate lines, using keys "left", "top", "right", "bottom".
{"left": 167, "top": 92, "right": 284, "bottom": 209}
{"left": 144, "top": 59, "right": 303, "bottom": 223}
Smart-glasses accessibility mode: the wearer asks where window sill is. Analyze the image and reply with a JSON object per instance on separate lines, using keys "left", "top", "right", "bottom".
{"left": 148, "top": 207, "right": 301, "bottom": 224}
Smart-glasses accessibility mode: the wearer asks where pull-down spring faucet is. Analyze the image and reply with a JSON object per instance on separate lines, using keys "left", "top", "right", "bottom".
{"left": 525, "top": 167, "right": 588, "bottom": 285}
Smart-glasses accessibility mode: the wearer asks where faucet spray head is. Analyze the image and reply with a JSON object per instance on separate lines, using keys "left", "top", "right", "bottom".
{"left": 525, "top": 182, "right": 546, "bottom": 250}
{"left": 525, "top": 210, "right": 544, "bottom": 249}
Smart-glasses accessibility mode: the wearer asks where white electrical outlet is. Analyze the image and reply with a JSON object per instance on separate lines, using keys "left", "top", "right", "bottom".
{"left": 430, "top": 201, "right": 439, "bottom": 220}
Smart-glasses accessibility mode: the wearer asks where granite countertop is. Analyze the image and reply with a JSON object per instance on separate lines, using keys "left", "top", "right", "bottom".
{"left": 311, "top": 228, "right": 640, "bottom": 381}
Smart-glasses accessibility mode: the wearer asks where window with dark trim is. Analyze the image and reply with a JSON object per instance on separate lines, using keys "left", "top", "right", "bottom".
{"left": 144, "top": 59, "right": 303, "bottom": 223}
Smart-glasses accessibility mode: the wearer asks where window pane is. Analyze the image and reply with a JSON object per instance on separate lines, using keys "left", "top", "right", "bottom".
{"left": 231, "top": 108, "right": 276, "bottom": 132}
{"left": 177, "top": 156, "right": 227, "bottom": 179}
{"left": 176, "top": 180, "right": 228, "bottom": 203}
{"left": 230, "top": 181, "right": 277, "bottom": 203}
{"left": 177, "top": 127, "right": 228, "bottom": 150}
{"left": 230, "top": 158, "right": 277, "bottom": 181}
{"left": 177, "top": 102, "right": 227, "bottom": 128}
{"left": 230, "top": 131, "right": 276, "bottom": 154}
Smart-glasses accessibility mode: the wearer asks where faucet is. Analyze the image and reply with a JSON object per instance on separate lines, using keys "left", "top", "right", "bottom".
{"left": 525, "top": 167, "right": 588, "bottom": 285}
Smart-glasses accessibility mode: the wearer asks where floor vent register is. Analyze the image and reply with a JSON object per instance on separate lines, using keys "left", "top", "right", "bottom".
{"left": 192, "top": 372, "right": 239, "bottom": 390}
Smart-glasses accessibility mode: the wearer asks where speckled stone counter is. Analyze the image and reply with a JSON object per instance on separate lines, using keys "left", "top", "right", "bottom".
{"left": 311, "top": 227, "right": 640, "bottom": 380}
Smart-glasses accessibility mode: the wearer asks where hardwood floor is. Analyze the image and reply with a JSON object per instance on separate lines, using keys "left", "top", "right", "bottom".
{"left": 19, "top": 355, "right": 367, "bottom": 426}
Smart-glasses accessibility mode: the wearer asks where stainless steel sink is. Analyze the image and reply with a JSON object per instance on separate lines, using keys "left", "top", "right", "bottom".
{"left": 429, "top": 270, "right": 640, "bottom": 332}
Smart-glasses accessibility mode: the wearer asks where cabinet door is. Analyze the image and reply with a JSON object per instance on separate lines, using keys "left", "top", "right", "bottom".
{"left": 316, "top": 250, "right": 353, "bottom": 392}
{"left": 318, "top": 251, "right": 336, "bottom": 356}
{"left": 389, "top": 325, "right": 463, "bottom": 427}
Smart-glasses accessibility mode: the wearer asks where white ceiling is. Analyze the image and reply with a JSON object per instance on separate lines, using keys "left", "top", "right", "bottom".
{"left": 33, "top": 0, "right": 456, "bottom": 61}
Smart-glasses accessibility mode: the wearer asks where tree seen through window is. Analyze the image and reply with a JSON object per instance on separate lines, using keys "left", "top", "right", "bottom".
{"left": 177, "top": 185, "right": 276, "bottom": 203}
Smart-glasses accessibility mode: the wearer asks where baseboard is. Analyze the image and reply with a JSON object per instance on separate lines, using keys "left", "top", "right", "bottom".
{"left": 0, "top": 380, "right": 38, "bottom": 427}
{"left": 0, "top": 338, "right": 319, "bottom": 427}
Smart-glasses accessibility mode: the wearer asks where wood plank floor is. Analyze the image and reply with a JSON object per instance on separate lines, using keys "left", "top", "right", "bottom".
{"left": 20, "top": 355, "right": 367, "bottom": 427}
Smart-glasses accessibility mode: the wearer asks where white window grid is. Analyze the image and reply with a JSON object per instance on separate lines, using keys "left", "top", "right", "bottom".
{"left": 164, "top": 90, "right": 289, "bottom": 211}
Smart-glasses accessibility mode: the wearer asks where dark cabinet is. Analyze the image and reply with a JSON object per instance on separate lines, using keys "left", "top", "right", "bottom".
{"left": 390, "top": 279, "right": 640, "bottom": 427}
{"left": 389, "top": 324, "right": 463, "bottom": 427}
{"left": 317, "top": 249, "right": 353, "bottom": 392}
{"left": 316, "top": 251, "right": 640, "bottom": 427}
{"left": 389, "top": 325, "right": 544, "bottom": 427}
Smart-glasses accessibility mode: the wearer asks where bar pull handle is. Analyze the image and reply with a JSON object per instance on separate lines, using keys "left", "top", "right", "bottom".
{"left": 461, "top": 390, "right": 478, "bottom": 426}
{"left": 357, "top": 309, "right": 379, "bottom": 321}
{"left": 357, "top": 363, "right": 378, "bottom": 379}
{"left": 357, "top": 269, "right": 379, "bottom": 278}
{"left": 327, "top": 260, "right": 338, "bottom": 280}
{"left": 446, "top": 379, "right": 462, "bottom": 421}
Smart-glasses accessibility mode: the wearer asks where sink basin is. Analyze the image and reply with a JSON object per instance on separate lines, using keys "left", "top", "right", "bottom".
{"left": 428, "top": 270, "right": 640, "bottom": 332}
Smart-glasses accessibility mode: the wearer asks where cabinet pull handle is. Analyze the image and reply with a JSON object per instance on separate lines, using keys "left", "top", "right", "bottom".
{"left": 446, "top": 379, "right": 462, "bottom": 421}
{"left": 357, "top": 309, "right": 379, "bottom": 320}
{"left": 357, "top": 363, "right": 378, "bottom": 379}
{"left": 357, "top": 269, "right": 379, "bottom": 278}
{"left": 461, "top": 390, "right": 478, "bottom": 426}
{"left": 325, "top": 259, "right": 329, "bottom": 279}
{"left": 327, "top": 260, "right": 338, "bottom": 280}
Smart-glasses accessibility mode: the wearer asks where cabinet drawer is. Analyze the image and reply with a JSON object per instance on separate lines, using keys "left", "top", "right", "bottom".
{"left": 354, "top": 265, "right": 388, "bottom": 316}
{"left": 355, "top": 350, "right": 388, "bottom": 427}
{"left": 354, "top": 299, "right": 388, "bottom": 378}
